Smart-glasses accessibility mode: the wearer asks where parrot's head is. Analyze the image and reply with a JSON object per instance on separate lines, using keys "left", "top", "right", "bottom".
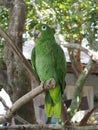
{"left": 33, "top": 23, "right": 55, "bottom": 43}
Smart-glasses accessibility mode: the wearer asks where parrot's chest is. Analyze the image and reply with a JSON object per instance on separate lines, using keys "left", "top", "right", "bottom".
{"left": 35, "top": 49, "right": 56, "bottom": 81}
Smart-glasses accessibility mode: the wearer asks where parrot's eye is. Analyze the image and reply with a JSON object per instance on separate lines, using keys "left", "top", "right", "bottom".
{"left": 42, "top": 25, "right": 47, "bottom": 31}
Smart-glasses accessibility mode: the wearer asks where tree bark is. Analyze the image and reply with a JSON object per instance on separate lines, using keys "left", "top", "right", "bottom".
{"left": 3, "top": 0, "right": 36, "bottom": 124}
{"left": 0, "top": 69, "right": 7, "bottom": 91}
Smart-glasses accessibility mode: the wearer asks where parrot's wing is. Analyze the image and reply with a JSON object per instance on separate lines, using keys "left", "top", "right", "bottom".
{"left": 31, "top": 47, "right": 40, "bottom": 80}
{"left": 53, "top": 44, "right": 66, "bottom": 93}
{"left": 45, "top": 43, "right": 66, "bottom": 117}
{"left": 31, "top": 47, "right": 36, "bottom": 70}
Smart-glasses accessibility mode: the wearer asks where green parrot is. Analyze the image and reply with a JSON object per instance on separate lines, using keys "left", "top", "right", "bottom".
{"left": 31, "top": 23, "right": 66, "bottom": 120}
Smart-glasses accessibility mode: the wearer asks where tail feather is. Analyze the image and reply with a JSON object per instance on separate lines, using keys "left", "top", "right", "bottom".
{"left": 53, "top": 101, "right": 61, "bottom": 117}
{"left": 45, "top": 88, "right": 61, "bottom": 117}
{"left": 45, "top": 92, "right": 53, "bottom": 117}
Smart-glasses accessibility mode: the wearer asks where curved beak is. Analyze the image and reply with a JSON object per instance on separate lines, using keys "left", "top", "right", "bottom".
{"left": 33, "top": 29, "right": 41, "bottom": 40}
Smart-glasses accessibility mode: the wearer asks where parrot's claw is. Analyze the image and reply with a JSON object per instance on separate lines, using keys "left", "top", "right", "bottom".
{"left": 43, "top": 78, "right": 56, "bottom": 91}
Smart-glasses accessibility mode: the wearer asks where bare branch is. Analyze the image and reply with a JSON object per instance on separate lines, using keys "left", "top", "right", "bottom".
{"left": 67, "top": 59, "right": 95, "bottom": 119}
{"left": 0, "top": 96, "right": 31, "bottom": 124}
{"left": 0, "top": 124, "right": 63, "bottom": 130}
{"left": 0, "top": 78, "right": 55, "bottom": 124}
{"left": 14, "top": 115, "right": 31, "bottom": 124}
{"left": 79, "top": 104, "right": 98, "bottom": 126}
{"left": 0, "top": 96, "right": 9, "bottom": 110}
{"left": 61, "top": 43, "right": 98, "bottom": 63}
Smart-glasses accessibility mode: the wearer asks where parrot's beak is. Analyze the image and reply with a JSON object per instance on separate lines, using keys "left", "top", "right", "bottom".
{"left": 33, "top": 29, "right": 41, "bottom": 40}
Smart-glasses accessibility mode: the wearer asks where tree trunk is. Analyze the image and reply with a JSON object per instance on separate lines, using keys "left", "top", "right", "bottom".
{"left": 4, "top": 0, "right": 36, "bottom": 124}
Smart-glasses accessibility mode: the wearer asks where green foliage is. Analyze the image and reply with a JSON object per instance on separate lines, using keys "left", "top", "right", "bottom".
{"left": 0, "top": 6, "right": 9, "bottom": 67}
{"left": 25, "top": 2, "right": 38, "bottom": 30}
{"left": 0, "top": 6, "right": 9, "bottom": 29}
{"left": 24, "top": 0, "right": 97, "bottom": 48}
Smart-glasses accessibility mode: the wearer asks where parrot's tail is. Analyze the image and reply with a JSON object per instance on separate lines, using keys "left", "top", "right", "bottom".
{"left": 45, "top": 90, "right": 61, "bottom": 117}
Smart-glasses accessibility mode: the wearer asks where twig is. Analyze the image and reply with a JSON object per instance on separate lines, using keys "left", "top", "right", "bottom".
{"left": 0, "top": 96, "right": 9, "bottom": 110}
{"left": 14, "top": 115, "right": 31, "bottom": 124}
{"left": 0, "top": 78, "right": 55, "bottom": 124}
{"left": 79, "top": 104, "right": 98, "bottom": 126}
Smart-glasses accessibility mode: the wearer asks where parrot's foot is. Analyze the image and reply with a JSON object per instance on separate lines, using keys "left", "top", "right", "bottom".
{"left": 43, "top": 78, "right": 56, "bottom": 91}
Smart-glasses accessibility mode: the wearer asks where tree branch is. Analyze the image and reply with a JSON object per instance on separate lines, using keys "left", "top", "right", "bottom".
{"left": 0, "top": 78, "right": 55, "bottom": 124}
{"left": 61, "top": 43, "right": 98, "bottom": 63}
{"left": 0, "top": 96, "right": 32, "bottom": 124}
{"left": 68, "top": 49, "right": 80, "bottom": 77}
{"left": 79, "top": 104, "right": 98, "bottom": 126}
{"left": 0, "top": 124, "right": 63, "bottom": 130}
{"left": 67, "top": 59, "right": 95, "bottom": 119}
{"left": 0, "top": 96, "right": 9, "bottom": 110}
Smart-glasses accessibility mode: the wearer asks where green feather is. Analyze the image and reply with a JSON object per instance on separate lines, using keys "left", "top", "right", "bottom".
{"left": 45, "top": 85, "right": 61, "bottom": 117}
{"left": 31, "top": 23, "right": 66, "bottom": 117}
